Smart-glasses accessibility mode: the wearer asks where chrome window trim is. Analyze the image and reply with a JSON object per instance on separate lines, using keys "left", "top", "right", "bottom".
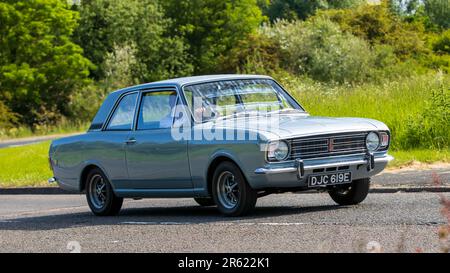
{"left": 103, "top": 91, "right": 140, "bottom": 132}
{"left": 133, "top": 87, "right": 181, "bottom": 131}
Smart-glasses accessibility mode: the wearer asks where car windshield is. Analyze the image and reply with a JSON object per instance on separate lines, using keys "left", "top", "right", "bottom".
{"left": 183, "top": 79, "right": 303, "bottom": 122}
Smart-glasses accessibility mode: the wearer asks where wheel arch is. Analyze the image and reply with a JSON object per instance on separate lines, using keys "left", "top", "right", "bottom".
{"left": 79, "top": 163, "right": 110, "bottom": 192}
{"left": 206, "top": 155, "right": 248, "bottom": 196}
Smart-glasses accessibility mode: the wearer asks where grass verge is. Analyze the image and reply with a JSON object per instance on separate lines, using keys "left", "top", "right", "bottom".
{"left": 0, "top": 141, "right": 448, "bottom": 188}
{"left": 389, "top": 149, "right": 450, "bottom": 168}
{"left": 0, "top": 141, "right": 52, "bottom": 188}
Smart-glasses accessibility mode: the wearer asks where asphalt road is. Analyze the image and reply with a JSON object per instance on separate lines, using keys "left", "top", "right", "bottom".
{"left": 0, "top": 192, "right": 448, "bottom": 253}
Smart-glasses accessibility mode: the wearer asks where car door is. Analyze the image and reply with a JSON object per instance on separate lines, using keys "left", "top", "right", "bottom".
{"left": 98, "top": 91, "right": 139, "bottom": 187}
{"left": 124, "top": 88, "right": 193, "bottom": 189}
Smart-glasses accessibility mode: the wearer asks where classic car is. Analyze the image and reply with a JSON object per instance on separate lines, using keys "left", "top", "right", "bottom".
{"left": 49, "top": 75, "right": 393, "bottom": 216}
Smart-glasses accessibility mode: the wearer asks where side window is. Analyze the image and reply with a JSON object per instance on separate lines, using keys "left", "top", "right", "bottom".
{"left": 106, "top": 93, "right": 138, "bottom": 131}
{"left": 137, "top": 91, "right": 179, "bottom": 130}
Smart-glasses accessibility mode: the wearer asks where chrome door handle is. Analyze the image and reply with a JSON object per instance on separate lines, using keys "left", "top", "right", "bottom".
{"left": 125, "top": 138, "right": 137, "bottom": 144}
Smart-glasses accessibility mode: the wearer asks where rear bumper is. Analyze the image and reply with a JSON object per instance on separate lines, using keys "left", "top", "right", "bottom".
{"left": 250, "top": 153, "right": 393, "bottom": 189}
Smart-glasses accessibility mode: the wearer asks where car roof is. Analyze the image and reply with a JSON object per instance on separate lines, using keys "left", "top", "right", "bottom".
{"left": 110, "top": 74, "right": 274, "bottom": 95}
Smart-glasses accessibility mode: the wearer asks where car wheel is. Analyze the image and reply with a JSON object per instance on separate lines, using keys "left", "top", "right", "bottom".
{"left": 212, "top": 161, "right": 257, "bottom": 216}
{"left": 328, "top": 178, "right": 370, "bottom": 205}
{"left": 194, "top": 197, "right": 216, "bottom": 207}
{"left": 86, "top": 168, "right": 123, "bottom": 216}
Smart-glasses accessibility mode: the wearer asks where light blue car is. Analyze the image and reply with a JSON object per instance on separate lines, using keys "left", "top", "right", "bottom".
{"left": 49, "top": 75, "right": 393, "bottom": 216}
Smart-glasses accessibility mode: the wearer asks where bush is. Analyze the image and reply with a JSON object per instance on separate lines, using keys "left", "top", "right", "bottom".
{"left": 219, "top": 33, "right": 282, "bottom": 74}
{"left": 403, "top": 76, "right": 450, "bottom": 149}
{"left": 264, "top": 0, "right": 365, "bottom": 21}
{"left": 425, "top": 0, "right": 450, "bottom": 29}
{"left": 101, "top": 43, "right": 139, "bottom": 91}
{"left": 320, "top": 3, "right": 428, "bottom": 60}
{"left": 263, "top": 18, "right": 375, "bottom": 83}
{"left": 68, "top": 85, "right": 106, "bottom": 123}
{"left": 432, "top": 29, "right": 450, "bottom": 55}
{"left": 0, "top": 100, "right": 18, "bottom": 130}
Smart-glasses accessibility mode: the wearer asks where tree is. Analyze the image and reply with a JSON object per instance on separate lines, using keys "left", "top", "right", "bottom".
{"left": 73, "top": 0, "right": 192, "bottom": 83}
{"left": 389, "top": 0, "right": 422, "bottom": 16}
{"left": 320, "top": 2, "right": 428, "bottom": 59}
{"left": 219, "top": 33, "right": 282, "bottom": 74}
{"left": 265, "top": 0, "right": 365, "bottom": 21}
{"left": 264, "top": 18, "right": 375, "bottom": 83}
{"left": 162, "top": 0, "right": 264, "bottom": 74}
{"left": 0, "top": 0, "right": 93, "bottom": 125}
{"left": 425, "top": 0, "right": 450, "bottom": 29}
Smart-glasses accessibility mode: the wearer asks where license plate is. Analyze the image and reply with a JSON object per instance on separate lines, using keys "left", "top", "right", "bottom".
{"left": 308, "top": 172, "right": 352, "bottom": 187}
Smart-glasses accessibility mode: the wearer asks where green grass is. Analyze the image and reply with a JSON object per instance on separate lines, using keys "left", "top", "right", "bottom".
{"left": 0, "top": 141, "right": 52, "bottom": 188}
{"left": 0, "top": 121, "right": 89, "bottom": 141}
{"left": 389, "top": 149, "right": 450, "bottom": 168}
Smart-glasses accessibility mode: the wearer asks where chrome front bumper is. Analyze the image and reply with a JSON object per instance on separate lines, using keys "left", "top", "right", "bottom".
{"left": 254, "top": 154, "right": 394, "bottom": 177}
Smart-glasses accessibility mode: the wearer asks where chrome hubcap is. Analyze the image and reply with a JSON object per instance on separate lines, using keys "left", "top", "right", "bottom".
{"left": 216, "top": 171, "right": 239, "bottom": 209}
{"left": 89, "top": 174, "right": 107, "bottom": 209}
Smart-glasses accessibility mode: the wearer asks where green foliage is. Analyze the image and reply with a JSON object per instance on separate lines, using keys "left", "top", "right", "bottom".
{"left": 425, "top": 0, "right": 450, "bottom": 29}
{"left": 0, "top": 100, "right": 18, "bottom": 129}
{"left": 73, "top": 0, "right": 192, "bottom": 82}
{"left": 264, "top": 18, "right": 376, "bottom": 83}
{"left": 264, "top": 0, "right": 365, "bottom": 21}
{"left": 403, "top": 78, "right": 450, "bottom": 149}
{"left": 433, "top": 29, "right": 450, "bottom": 54}
{"left": 0, "top": 0, "right": 93, "bottom": 126}
{"left": 321, "top": 2, "right": 428, "bottom": 59}
{"left": 389, "top": 0, "right": 422, "bottom": 16}
{"left": 162, "top": 0, "right": 264, "bottom": 74}
{"left": 219, "top": 33, "right": 282, "bottom": 74}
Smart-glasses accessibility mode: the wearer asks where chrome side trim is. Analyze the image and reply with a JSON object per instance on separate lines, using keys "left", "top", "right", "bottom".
{"left": 254, "top": 155, "right": 394, "bottom": 175}
{"left": 254, "top": 167, "right": 297, "bottom": 175}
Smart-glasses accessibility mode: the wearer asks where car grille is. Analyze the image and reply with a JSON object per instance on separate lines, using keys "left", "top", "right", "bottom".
{"left": 289, "top": 132, "right": 369, "bottom": 160}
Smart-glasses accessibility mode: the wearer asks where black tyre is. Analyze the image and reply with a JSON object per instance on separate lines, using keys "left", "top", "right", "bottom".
{"left": 194, "top": 197, "right": 216, "bottom": 207}
{"left": 212, "top": 161, "right": 257, "bottom": 216}
{"left": 85, "top": 168, "right": 123, "bottom": 216}
{"left": 328, "top": 178, "right": 370, "bottom": 206}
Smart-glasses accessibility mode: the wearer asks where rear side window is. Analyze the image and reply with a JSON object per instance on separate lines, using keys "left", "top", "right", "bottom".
{"left": 106, "top": 93, "right": 138, "bottom": 130}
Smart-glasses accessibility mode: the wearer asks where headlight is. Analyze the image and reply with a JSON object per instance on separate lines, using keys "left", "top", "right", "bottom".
{"left": 366, "top": 132, "right": 380, "bottom": 152}
{"left": 267, "top": 141, "right": 290, "bottom": 161}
